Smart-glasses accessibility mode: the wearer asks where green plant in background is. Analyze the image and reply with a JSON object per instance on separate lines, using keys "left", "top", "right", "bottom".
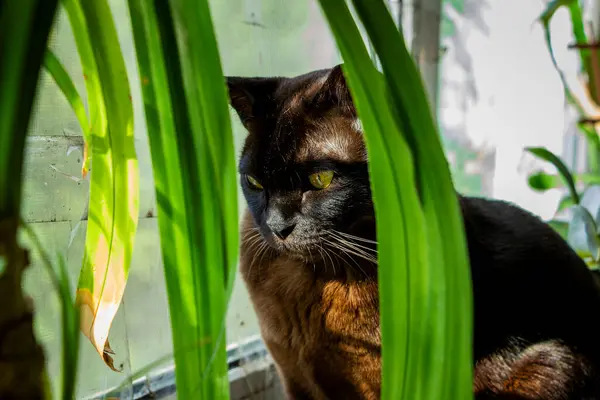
{"left": 538, "top": 0, "right": 600, "bottom": 173}
{"left": 525, "top": 0, "right": 600, "bottom": 269}
{"left": 525, "top": 146, "right": 600, "bottom": 268}
{"left": 0, "top": 0, "right": 60, "bottom": 398}
{"left": 318, "top": 0, "right": 473, "bottom": 398}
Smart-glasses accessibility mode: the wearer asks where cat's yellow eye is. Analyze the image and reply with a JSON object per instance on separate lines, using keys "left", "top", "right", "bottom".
{"left": 245, "top": 174, "right": 264, "bottom": 190}
{"left": 309, "top": 170, "right": 334, "bottom": 189}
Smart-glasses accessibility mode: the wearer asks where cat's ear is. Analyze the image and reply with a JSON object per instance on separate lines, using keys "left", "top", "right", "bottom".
{"left": 225, "top": 76, "right": 281, "bottom": 129}
{"left": 310, "top": 64, "right": 356, "bottom": 117}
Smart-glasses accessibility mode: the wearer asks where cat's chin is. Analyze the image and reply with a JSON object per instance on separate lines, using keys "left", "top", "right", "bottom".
{"left": 269, "top": 240, "right": 323, "bottom": 262}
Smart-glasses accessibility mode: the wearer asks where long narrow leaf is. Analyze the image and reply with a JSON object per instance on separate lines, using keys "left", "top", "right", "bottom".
{"left": 62, "top": 0, "right": 140, "bottom": 371}
{"left": 317, "top": 0, "right": 473, "bottom": 398}
{"left": 43, "top": 49, "right": 91, "bottom": 176}
{"left": 0, "top": 0, "right": 59, "bottom": 398}
{"left": 353, "top": 0, "right": 474, "bottom": 397}
{"left": 127, "top": 0, "right": 238, "bottom": 398}
{"left": 22, "top": 222, "right": 81, "bottom": 400}
{"left": 315, "top": 2, "right": 428, "bottom": 400}
{"left": 525, "top": 147, "right": 580, "bottom": 204}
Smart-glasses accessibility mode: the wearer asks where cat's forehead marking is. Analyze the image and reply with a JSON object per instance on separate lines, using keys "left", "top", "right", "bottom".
{"left": 295, "top": 116, "right": 366, "bottom": 163}
{"left": 284, "top": 74, "right": 328, "bottom": 114}
{"left": 241, "top": 69, "right": 365, "bottom": 173}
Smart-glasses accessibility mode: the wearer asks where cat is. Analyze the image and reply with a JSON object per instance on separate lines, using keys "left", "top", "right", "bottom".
{"left": 225, "top": 64, "right": 600, "bottom": 399}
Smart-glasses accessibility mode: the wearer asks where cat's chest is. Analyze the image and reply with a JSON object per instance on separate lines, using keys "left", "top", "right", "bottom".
{"left": 241, "top": 252, "right": 382, "bottom": 398}
{"left": 244, "top": 255, "right": 381, "bottom": 357}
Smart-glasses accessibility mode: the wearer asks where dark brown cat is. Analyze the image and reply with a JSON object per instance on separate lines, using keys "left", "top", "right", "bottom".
{"left": 226, "top": 64, "right": 600, "bottom": 399}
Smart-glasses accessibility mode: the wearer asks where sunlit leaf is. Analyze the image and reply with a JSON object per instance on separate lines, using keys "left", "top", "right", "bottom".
{"left": 43, "top": 49, "right": 91, "bottom": 177}
{"left": 525, "top": 147, "right": 580, "bottom": 204}
{"left": 316, "top": 0, "right": 473, "bottom": 398}
{"left": 128, "top": 0, "right": 238, "bottom": 397}
{"left": 62, "top": 0, "right": 140, "bottom": 371}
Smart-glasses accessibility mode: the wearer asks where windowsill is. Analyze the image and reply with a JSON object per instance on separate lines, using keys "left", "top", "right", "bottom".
{"left": 85, "top": 335, "right": 282, "bottom": 400}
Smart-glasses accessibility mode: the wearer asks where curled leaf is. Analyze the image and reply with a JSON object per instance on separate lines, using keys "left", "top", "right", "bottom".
{"left": 525, "top": 147, "right": 580, "bottom": 204}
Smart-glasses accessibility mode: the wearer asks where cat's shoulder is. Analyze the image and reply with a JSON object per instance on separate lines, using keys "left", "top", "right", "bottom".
{"left": 457, "top": 194, "right": 561, "bottom": 241}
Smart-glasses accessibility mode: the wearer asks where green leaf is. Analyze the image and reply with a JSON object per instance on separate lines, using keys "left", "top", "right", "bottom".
{"left": 537, "top": 0, "right": 600, "bottom": 156}
{"left": 539, "top": 0, "right": 575, "bottom": 26}
{"left": 548, "top": 219, "right": 569, "bottom": 239}
{"left": 566, "top": 1, "right": 600, "bottom": 107}
{"left": 528, "top": 170, "right": 600, "bottom": 192}
{"left": 568, "top": 205, "right": 600, "bottom": 261}
{"left": 528, "top": 171, "right": 562, "bottom": 191}
{"left": 62, "top": 0, "right": 140, "bottom": 371}
{"left": 525, "top": 147, "right": 580, "bottom": 204}
{"left": 0, "top": 0, "right": 58, "bottom": 215}
{"left": 538, "top": 0, "right": 579, "bottom": 109}
{"left": 56, "top": 254, "right": 80, "bottom": 400}
{"left": 317, "top": 0, "right": 473, "bottom": 398}
{"left": 558, "top": 194, "right": 577, "bottom": 212}
{"left": 127, "top": 0, "right": 238, "bottom": 397}
{"left": 22, "top": 222, "right": 80, "bottom": 400}
{"left": 0, "top": 1, "right": 59, "bottom": 397}
{"left": 43, "top": 49, "right": 91, "bottom": 176}
{"left": 580, "top": 185, "right": 600, "bottom": 226}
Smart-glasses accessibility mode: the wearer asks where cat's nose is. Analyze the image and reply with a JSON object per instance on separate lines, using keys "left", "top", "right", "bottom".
{"left": 266, "top": 213, "right": 296, "bottom": 240}
{"left": 269, "top": 221, "right": 296, "bottom": 240}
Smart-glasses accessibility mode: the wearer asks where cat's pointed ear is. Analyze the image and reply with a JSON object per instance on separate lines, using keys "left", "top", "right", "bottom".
{"left": 225, "top": 76, "right": 281, "bottom": 129}
{"left": 311, "top": 64, "right": 356, "bottom": 117}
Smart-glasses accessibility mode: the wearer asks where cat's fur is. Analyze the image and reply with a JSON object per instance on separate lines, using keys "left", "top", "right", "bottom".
{"left": 226, "top": 64, "right": 600, "bottom": 399}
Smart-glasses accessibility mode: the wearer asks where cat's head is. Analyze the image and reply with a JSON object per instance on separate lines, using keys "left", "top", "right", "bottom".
{"left": 226, "top": 64, "right": 376, "bottom": 265}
